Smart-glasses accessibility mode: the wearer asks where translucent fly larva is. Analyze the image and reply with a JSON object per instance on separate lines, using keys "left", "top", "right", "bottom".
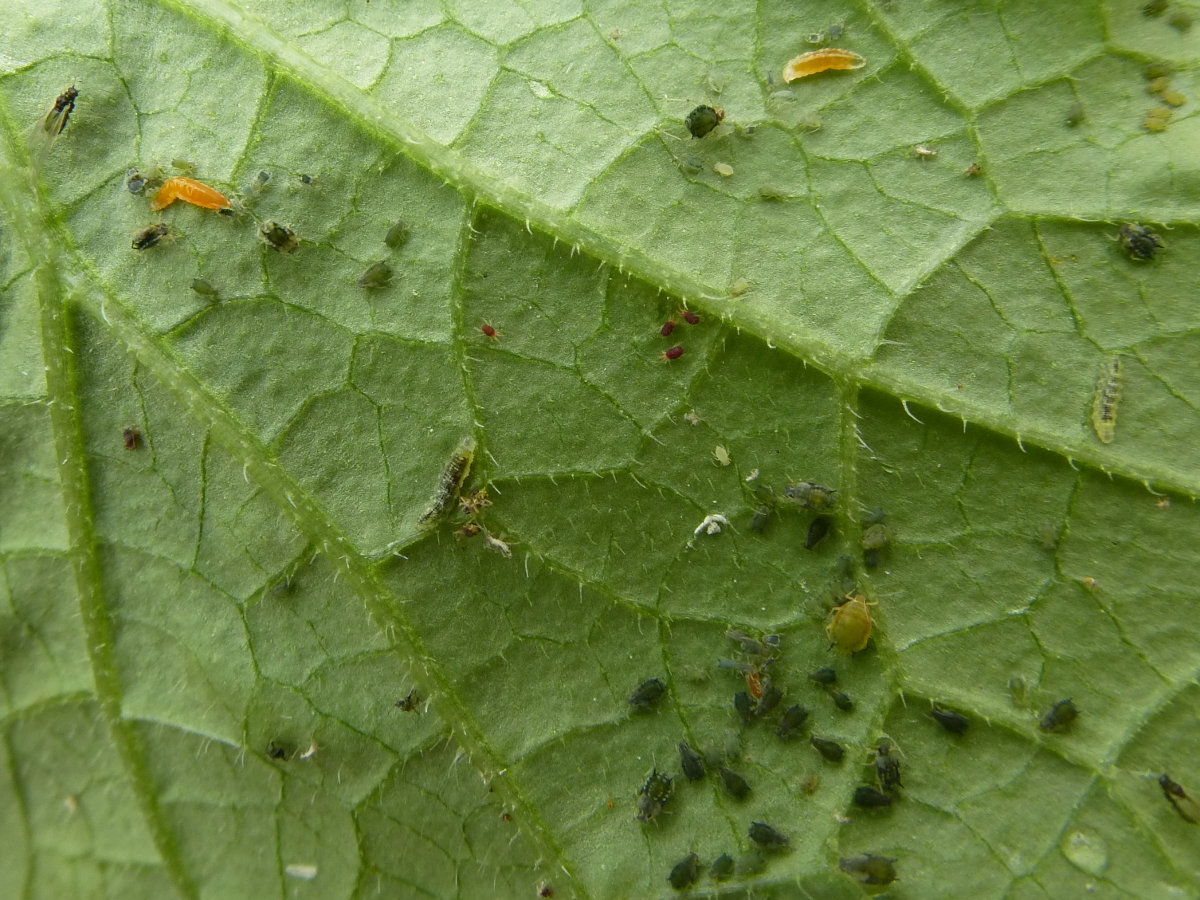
{"left": 417, "top": 438, "right": 475, "bottom": 527}
{"left": 1090, "top": 356, "right": 1122, "bottom": 444}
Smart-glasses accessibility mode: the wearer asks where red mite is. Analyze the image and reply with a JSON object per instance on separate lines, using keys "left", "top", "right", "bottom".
{"left": 662, "top": 345, "right": 684, "bottom": 361}
{"left": 480, "top": 323, "right": 499, "bottom": 340}
{"left": 661, "top": 320, "right": 676, "bottom": 336}
{"left": 681, "top": 309, "right": 699, "bottom": 325}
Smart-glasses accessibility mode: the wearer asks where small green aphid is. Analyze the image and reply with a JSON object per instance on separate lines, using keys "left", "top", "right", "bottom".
{"left": 930, "top": 705, "right": 969, "bottom": 734}
{"left": 685, "top": 104, "right": 725, "bottom": 139}
{"left": 1143, "top": 0, "right": 1168, "bottom": 15}
{"left": 862, "top": 523, "right": 894, "bottom": 550}
{"left": 356, "top": 261, "right": 392, "bottom": 289}
{"left": 830, "top": 690, "right": 854, "bottom": 712}
{"left": 748, "top": 822, "right": 789, "bottom": 849}
{"left": 680, "top": 155, "right": 704, "bottom": 175}
{"left": 784, "top": 481, "right": 837, "bottom": 510}
{"left": 873, "top": 741, "right": 901, "bottom": 791}
{"left": 132, "top": 223, "right": 170, "bottom": 251}
{"left": 668, "top": 853, "right": 700, "bottom": 890}
{"left": 759, "top": 184, "right": 786, "bottom": 200}
{"left": 808, "top": 667, "right": 837, "bottom": 686}
{"left": 853, "top": 785, "right": 893, "bottom": 808}
{"left": 190, "top": 278, "right": 219, "bottom": 299}
{"left": 718, "top": 766, "right": 751, "bottom": 800}
{"left": 385, "top": 220, "right": 411, "bottom": 249}
{"left": 775, "top": 704, "right": 809, "bottom": 739}
{"left": 1039, "top": 698, "right": 1078, "bottom": 733}
{"left": 635, "top": 769, "right": 673, "bottom": 823}
{"left": 709, "top": 854, "right": 734, "bottom": 880}
{"left": 734, "top": 690, "right": 754, "bottom": 726}
{"left": 1169, "top": 10, "right": 1193, "bottom": 30}
{"left": 258, "top": 220, "right": 299, "bottom": 254}
{"left": 170, "top": 158, "right": 194, "bottom": 173}
{"left": 811, "top": 736, "right": 845, "bottom": 763}
{"left": 628, "top": 677, "right": 666, "bottom": 710}
{"left": 838, "top": 854, "right": 898, "bottom": 886}
{"left": 678, "top": 741, "right": 705, "bottom": 781}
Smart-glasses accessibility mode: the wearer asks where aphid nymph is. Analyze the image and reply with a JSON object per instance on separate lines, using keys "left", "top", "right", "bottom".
{"left": 1118, "top": 223, "right": 1164, "bottom": 260}
{"left": 853, "top": 785, "right": 893, "bottom": 808}
{"left": 190, "top": 278, "right": 219, "bottom": 299}
{"left": 678, "top": 741, "right": 705, "bottom": 781}
{"left": 418, "top": 438, "right": 475, "bottom": 527}
{"left": 356, "top": 261, "right": 392, "bottom": 289}
{"left": 1159, "top": 774, "right": 1200, "bottom": 824}
{"left": 805, "top": 515, "right": 831, "bottom": 549}
{"left": 258, "top": 220, "right": 300, "bottom": 254}
{"left": 718, "top": 766, "right": 751, "bottom": 800}
{"left": 685, "top": 104, "right": 725, "bottom": 139}
{"left": 712, "top": 445, "right": 731, "bottom": 466}
{"left": 784, "top": 481, "right": 837, "bottom": 510}
{"left": 748, "top": 822, "right": 789, "bottom": 849}
{"left": 667, "top": 853, "right": 700, "bottom": 890}
{"left": 930, "top": 705, "right": 969, "bottom": 734}
{"left": 635, "top": 769, "right": 673, "bottom": 822}
{"left": 131, "top": 223, "right": 170, "bottom": 251}
{"left": 628, "top": 677, "right": 666, "bottom": 710}
{"left": 825, "top": 593, "right": 874, "bottom": 654}
{"left": 1039, "top": 698, "right": 1078, "bottom": 733}
{"left": 830, "top": 689, "right": 854, "bottom": 712}
{"left": 385, "top": 220, "right": 411, "bottom": 249}
{"left": 809, "top": 667, "right": 837, "bottom": 686}
{"left": 734, "top": 690, "right": 754, "bottom": 726}
{"left": 1090, "top": 356, "right": 1122, "bottom": 444}
{"left": 775, "top": 704, "right": 809, "bottom": 739}
{"left": 811, "top": 735, "right": 844, "bottom": 762}
{"left": 709, "top": 854, "right": 734, "bottom": 880}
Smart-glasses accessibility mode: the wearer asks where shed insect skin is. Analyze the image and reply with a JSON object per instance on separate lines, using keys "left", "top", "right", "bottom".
{"left": 418, "top": 439, "right": 475, "bottom": 527}
{"left": 395, "top": 689, "right": 422, "bottom": 712}
{"left": 1159, "top": 774, "right": 1200, "bottom": 824}
{"left": 1091, "top": 356, "right": 1122, "bottom": 444}
{"left": 150, "top": 176, "right": 231, "bottom": 212}
{"left": 1118, "top": 223, "right": 1164, "bottom": 260}
{"left": 122, "top": 427, "right": 141, "bottom": 451}
{"left": 782, "top": 48, "right": 866, "bottom": 82}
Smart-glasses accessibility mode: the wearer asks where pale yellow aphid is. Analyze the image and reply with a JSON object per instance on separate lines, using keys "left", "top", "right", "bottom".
{"left": 825, "top": 594, "right": 876, "bottom": 654}
{"left": 1090, "top": 356, "right": 1122, "bottom": 444}
{"left": 783, "top": 48, "right": 866, "bottom": 83}
{"left": 714, "top": 162, "right": 734, "bottom": 177}
{"left": 712, "top": 445, "right": 732, "bottom": 466}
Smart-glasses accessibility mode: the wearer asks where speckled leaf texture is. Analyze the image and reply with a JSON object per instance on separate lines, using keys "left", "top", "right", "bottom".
{"left": 0, "top": 0, "right": 1197, "bottom": 898}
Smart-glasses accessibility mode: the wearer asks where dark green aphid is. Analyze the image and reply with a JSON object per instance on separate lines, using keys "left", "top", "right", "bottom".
{"left": 709, "top": 854, "right": 734, "bottom": 880}
{"left": 635, "top": 769, "right": 673, "bottom": 822}
{"left": 678, "top": 741, "right": 705, "bottom": 781}
{"left": 258, "top": 220, "right": 299, "bottom": 254}
{"left": 775, "top": 704, "right": 809, "bottom": 739}
{"left": 668, "top": 853, "right": 700, "bottom": 890}
{"left": 873, "top": 742, "right": 901, "bottom": 791}
{"left": 1144, "top": 62, "right": 1173, "bottom": 79}
{"left": 734, "top": 690, "right": 754, "bottom": 726}
{"left": 1118, "top": 223, "right": 1164, "bottom": 260}
{"left": 754, "top": 680, "right": 783, "bottom": 717}
{"left": 931, "top": 705, "right": 969, "bottom": 734}
{"left": 838, "top": 854, "right": 898, "bottom": 886}
{"left": 1039, "top": 698, "right": 1078, "bottom": 733}
{"left": 853, "top": 785, "right": 893, "bottom": 808}
{"left": 759, "top": 184, "right": 785, "bottom": 200}
{"left": 735, "top": 851, "right": 765, "bottom": 876}
{"left": 748, "top": 821, "right": 789, "bottom": 849}
{"left": 628, "top": 678, "right": 666, "bottom": 710}
{"left": 750, "top": 505, "right": 771, "bottom": 533}
{"left": 385, "top": 220, "right": 411, "bottom": 249}
{"left": 357, "top": 261, "right": 392, "bottom": 289}
{"left": 808, "top": 667, "right": 837, "bottom": 686}
{"left": 685, "top": 104, "right": 724, "bottom": 139}
{"left": 811, "top": 736, "right": 845, "bottom": 763}
{"left": 191, "top": 278, "right": 219, "bottom": 299}
{"left": 1143, "top": 0, "right": 1168, "bottom": 15}
{"left": 727, "top": 629, "right": 774, "bottom": 658}
{"left": 864, "top": 548, "right": 881, "bottom": 569}
{"left": 718, "top": 766, "right": 751, "bottom": 800}
{"left": 784, "top": 481, "right": 837, "bottom": 510}
{"left": 1159, "top": 774, "right": 1200, "bottom": 824}
{"left": 830, "top": 690, "right": 854, "bottom": 712}
{"left": 805, "top": 515, "right": 832, "bottom": 549}
{"left": 299, "top": 173, "right": 314, "bottom": 185}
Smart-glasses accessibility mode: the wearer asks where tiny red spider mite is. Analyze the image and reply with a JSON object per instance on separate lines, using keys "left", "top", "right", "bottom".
{"left": 480, "top": 323, "right": 500, "bottom": 340}
{"left": 662, "top": 345, "right": 684, "bottom": 361}
{"left": 660, "top": 320, "right": 676, "bottom": 336}
{"left": 680, "top": 309, "right": 699, "bottom": 325}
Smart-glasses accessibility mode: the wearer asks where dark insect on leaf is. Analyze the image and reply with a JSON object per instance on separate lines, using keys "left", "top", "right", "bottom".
{"left": 678, "top": 741, "right": 705, "bottom": 781}
{"left": 1143, "top": 0, "right": 1168, "bottom": 14}
{"left": 299, "top": 173, "right": 314, "bottom": 185}
{"left": 635, "top": 769, "right": 673, "bottom": 823}
{"left": 660, "top": 320, "right": 676, "bottom": 337}
{"left": 1159, "top": 774, "right": 1200, "bottom": 824}
{"left": 864, "top": 548, "right": 882, "bottom": 569}
{"left": 853, "top": 785, "right": 893, "bottom": 808}
{"left": 862, "top": 523, "right": 894, "bottom": 550}
{"left": 811, "top": 736, "right": 845, "bottom": 762}
{"left": 805, "top": 515, "right": 832, "bottom": 549}
{"left": 839, "top": 854, "right": 898, "bottom": 885}
{"left": 681, "top": 309, "right": 700, "bottom": 325}
{"left": 41, "top": 85, "right": 79, "bottom": 136}
{"left": 667, "top": 853, "right": 700, "bottom": 890}
{"left": 808, "top": 667, "right": 837, "bottom": 686}
{"left": 628, "top": 678, "right": 666, "bottom": 710}
{"left": 775, "top": 705, "right": 809, "bottom": 739}
{"left": 685, "top": 104, "right": 725, "bottom": 139}
{"left": 125, "top": 167, "right": 147, "bottom": 193}
{"left": 718, "top": 766, "right": 751, "bottom": 800}
{"left": 258, "top": 220, "right": 300, "bottom": 254}
{"left": 708, "top": 854, "right": 734, "bottom": 880}
{"left": 357, "top": 261, "right": 393, "bottom": 289}
{"left": 931, "top": 705, "right": 969, "bottom": 734}
{"left": 1118, "top": 223, "right": 1164, "bottom": 260}
{"left": 830, "top": 690, "right": 854, "bottom": 712}
{"left": 255, "top": 170, "right": 271, "bottom": 185}
{"left": 748, "top": 821, "right": 789, "bottom": 849}
{"left": 1039, "top": 698, "right": 1079, "bottom": 733}
{"left": 266, "top": 741, "right": 290, "bottom": 760}
{"left": 874, "top": 742, "right": 902, "bottom": 791}
{"left": 734, "top": 690, "right": 754, "bottom": 726}
{"left": 783, "top": 481, "right": 837, "bottom": 510}
{"left": 750, "top": 505, "right": 771, "bottom": 533}
{"left": 1066, "top": 102, "right": 1085, "bottom": 126}
{"left": 536, "top": 880, "right": 553, "bottom": 898}
{"left": 661, "top": 345, "right": 684, "bottom": 361}
{"left": 122, "top": 427, "right": 141, "bottom": 451}
{"left": 395, "top": 689, "right": 421, "bottom": 712}
{"left": 754, "top": 680, "right": 783, "bottom": 717}
{"left": 385, "top": 220, "right": 411, "bottom": 249}
{"left": 131, "top": 223, "right": 169, "bottom": 251}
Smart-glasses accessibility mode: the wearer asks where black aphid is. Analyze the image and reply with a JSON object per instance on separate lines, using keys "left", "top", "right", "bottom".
{"left": 668, "top": 853, "right": 700, "bottom": 890}
{"left": 775, "top": 704, "right": 809, "bottom": 739}
{"left": 734, "top": 690, "right": 754, "bottom": 726}
{"left": 266, "top": 741, "right": 289, "bottom": 760}
{"left": 754, "top": 681, "right": 783, "bottom": 717}
{"left": 830, "top": 690, "right": 854, "bottom": 712}
{"left": 808, "top": 667, "right": 837, "bottom": 686}
{"left": 838, "top": 854, "right": 898, "bottom": 886}
{"left": 811, "top": 736, "right": 844, "bottom": 762}
{"left": 635, "top": 769, "right": 673, "bottom": 823}
{"left": 685, "top": 104, "right": 724, "bottom": 139}
{"left": 805, "top": 515, "right": 832, "bottom": 549}
{"left": 709, "top": 854, "right": 734, "bottom": 880}
{"left": 718, "top": 766, "right": 751, "bottom": 800}
{"left": 931, "top": 705, "right": 969, "bottom": 734}
{"left": 874, "top": 742, "right": 902, "bottom": 791}
{"left": 1039, "top": 699, "right": 1078, "bottom": 733}
{"left": 748, "top": 821, "right": 789, "bottom": 849}
{"left": 1118, "top": 223, "right": 1164, "bottom": 260}
{"left": 629, "top": 678, "right": 666, "bottom": 710}
{"left": 395, "top": 689, "right": 421, "bottom": 712}
{"left": 678, "top": 741, "right": 705, "bottom": 781}
{"left": 1159, "top": 774, "right": 1200, "bottom": 824}
{"left": 853, "top": 785, "right": 893, "bottom": 808}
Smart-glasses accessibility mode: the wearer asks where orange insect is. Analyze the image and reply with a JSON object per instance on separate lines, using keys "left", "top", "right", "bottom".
{"left": 783, "top": 48, "right": 866, "bottom": 83}
{"left": 150, "top": 176, "right": 231, "bottom": 212}
{"left": 745, "top": 669, "right": 763, "bottom": 700}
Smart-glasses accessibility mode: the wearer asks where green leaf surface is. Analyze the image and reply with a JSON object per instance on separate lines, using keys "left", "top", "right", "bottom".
{"left": 1, "top": 0, "right": 1198, "bottom": 898}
